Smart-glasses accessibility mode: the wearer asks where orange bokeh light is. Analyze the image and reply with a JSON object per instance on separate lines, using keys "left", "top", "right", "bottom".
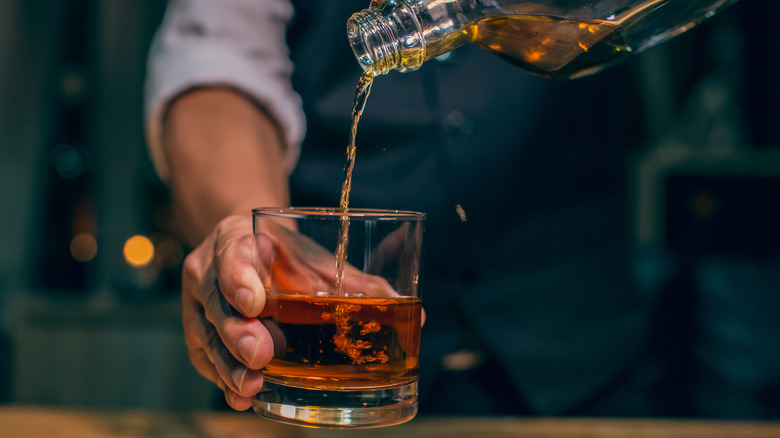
{"left": 123, "top": 235, "right": 154, "bottom": 267}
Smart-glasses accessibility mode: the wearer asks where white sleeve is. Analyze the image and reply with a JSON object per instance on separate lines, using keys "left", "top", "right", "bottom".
{"left": 144, "top": 0, "right": 305, "bottom": 181}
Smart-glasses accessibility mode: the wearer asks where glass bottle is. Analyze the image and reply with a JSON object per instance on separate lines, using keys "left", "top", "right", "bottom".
{"left": 347, "top": 0, "right": 740, "bottom": 79}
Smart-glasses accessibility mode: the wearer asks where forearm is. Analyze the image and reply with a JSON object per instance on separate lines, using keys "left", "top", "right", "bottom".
{"left": 162, "top": 87, "right": 291, "bottom": 246}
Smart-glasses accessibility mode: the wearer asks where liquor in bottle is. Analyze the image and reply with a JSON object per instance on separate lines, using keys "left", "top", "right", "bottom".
{"left": 347, "top": 0, "right": 740, "bottom": 78}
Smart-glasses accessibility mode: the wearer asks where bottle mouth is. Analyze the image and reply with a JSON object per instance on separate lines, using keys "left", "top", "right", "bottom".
{"left": 347, "top": 10, "right": 399, "bottom": 76}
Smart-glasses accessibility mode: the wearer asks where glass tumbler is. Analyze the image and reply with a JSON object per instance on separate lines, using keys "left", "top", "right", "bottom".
{"left": 251, "top": 207, "right": 425, "bottom": 428}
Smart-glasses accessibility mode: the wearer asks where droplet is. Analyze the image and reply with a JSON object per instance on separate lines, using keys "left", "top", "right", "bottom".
{"left": 455, "top": 204, "right": 468, "bottom": 222}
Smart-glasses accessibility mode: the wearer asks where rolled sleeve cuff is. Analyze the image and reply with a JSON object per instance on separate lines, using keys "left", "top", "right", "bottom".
{"left": 143, "top": 0, "right": 305, "bottom": 182}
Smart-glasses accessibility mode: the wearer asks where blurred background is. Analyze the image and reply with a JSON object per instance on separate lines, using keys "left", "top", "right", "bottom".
{"left": 0, "top": 0, "right": 214, "bottom": 410}
{"left": 0, "top": 0, "right": 778, "bottom": 415}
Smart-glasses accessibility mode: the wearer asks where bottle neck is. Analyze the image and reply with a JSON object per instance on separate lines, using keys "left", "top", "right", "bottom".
{"left": 347, "top": 1, "right": 425, "bottom": 76}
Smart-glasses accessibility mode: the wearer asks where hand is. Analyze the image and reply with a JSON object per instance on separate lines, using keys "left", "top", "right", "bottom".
{"left": 181, "top": 214, "right": 401, "bottom": 411}
{"left": 181, "top": 214, "right": 272, "bottom": 411}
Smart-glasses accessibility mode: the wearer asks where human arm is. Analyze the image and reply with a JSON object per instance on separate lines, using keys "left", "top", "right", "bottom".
{"left": 161, "top": 90, "right": 401, "bottom": 410}
{"left": 144, "top": 0, "right": 304, "bottom": 410}
{"left": 146, "top": 0, "right": 407, "bottom": 411}
{"left": 162, "top": 88, "right": 290, "bottom": 244}
{"left": 163, "top": 88, "right": 288, "bottom": 410}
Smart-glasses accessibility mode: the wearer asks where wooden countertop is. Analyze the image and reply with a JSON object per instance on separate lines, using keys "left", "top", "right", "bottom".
{"left": 1, "top": 405, "right": 779, "bottom": 438}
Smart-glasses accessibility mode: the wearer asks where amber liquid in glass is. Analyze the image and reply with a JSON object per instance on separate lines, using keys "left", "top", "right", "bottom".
{"left": 259, "top": 292, "right": 422, "bottom": 390}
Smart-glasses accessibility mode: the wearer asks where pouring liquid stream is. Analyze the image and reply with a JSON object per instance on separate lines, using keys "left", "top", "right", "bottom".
{"left": 335, "top": 69, "right": 375, "bottom": 296}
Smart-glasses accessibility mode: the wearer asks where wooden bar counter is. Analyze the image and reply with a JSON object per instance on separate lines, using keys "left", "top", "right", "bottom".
{"left": 2, "top": 405, "right": 779, "bottom": 438}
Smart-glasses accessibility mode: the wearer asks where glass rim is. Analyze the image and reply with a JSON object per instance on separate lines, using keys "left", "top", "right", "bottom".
{"left": 252, "top": 206, "right": 426, "bottom": 220}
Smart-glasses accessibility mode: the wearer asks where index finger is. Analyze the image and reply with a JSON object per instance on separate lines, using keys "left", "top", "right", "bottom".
{"left": 211, "top": 216, "right": 267, "bottom": 317}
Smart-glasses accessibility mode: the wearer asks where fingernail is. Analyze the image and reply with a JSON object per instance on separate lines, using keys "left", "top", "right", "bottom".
{"left": 238, "top": 335, "right": 260, "bottom": 365}
{"left": 232, "top": 367, "right": 248, "bottom": 393}
{"left": 235, "top": 287, "right": 255, "bottom": 315}
{"left": 225, "top": 389, "right": 236, "bottom": 406}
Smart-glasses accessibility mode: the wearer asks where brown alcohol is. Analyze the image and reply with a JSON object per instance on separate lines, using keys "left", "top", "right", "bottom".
{"left": 350, "top": 0, "right": 733, "bottom": 78}
{"left": 476, "top": 16, "right": 629, "bottom": 79}
{"left": 429, "top": 15, "right": 630, "bottom": 79}
{"left": 335, "top": 70, "right": 375, "bottom": 295}
{"left": 259, "top": 292, "right": 422, "bottom": 390}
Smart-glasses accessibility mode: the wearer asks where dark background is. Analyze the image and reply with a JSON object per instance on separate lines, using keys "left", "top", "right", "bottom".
{"left": 1, "top": 0, "right": 778, "bottom": 414}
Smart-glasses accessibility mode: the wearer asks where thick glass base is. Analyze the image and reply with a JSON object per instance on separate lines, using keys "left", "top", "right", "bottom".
{"left": 252, "top": 380, "right": 418, "bottom": 429}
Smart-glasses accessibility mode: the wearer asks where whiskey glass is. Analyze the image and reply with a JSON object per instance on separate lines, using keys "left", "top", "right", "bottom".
{"left": 251, "top": 207, "right": 425, "bottom": 428}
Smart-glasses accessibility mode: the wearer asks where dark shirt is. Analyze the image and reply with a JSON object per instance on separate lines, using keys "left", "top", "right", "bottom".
{"left": 286, "top": 0, "right": 654, "bottom": 415}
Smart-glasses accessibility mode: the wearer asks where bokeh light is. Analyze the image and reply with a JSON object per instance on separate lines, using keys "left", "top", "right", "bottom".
{"left": 123, "top": 235, "right": 155, "bottom": 267}
{"left": 70, "top": 232, "right": 98, "bottom": 262}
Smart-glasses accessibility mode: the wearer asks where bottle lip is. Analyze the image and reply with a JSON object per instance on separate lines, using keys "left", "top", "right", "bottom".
{"left": 347, "top": 10, "right": 397, "bottom": 75}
